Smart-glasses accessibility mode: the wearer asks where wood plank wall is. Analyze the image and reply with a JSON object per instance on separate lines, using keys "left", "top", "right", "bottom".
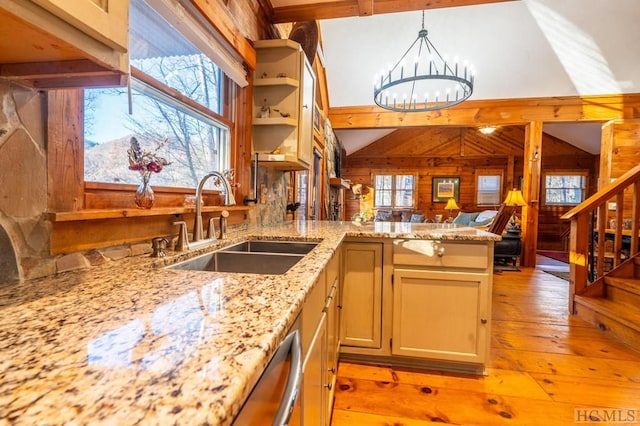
{"left": 341, "top": 125, "right": 597, "bottom": 251}
{"left": 600, "top": 119, "right": 640, "bottom": 226}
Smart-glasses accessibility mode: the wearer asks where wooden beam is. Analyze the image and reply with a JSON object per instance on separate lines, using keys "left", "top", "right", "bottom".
{"left": 272, "top": 0, "right": 516, "bottom": 23}
{"left": 328, "top": 94, "right": 640, "bottom": 129}
{"left": 521, "top": 121, "right": 543, "bottom": 268}
{"left": 189, "top": 0, "right": 256, "bottom": 70}
{"left": 358, "top": 0, "right": 373, "bottom": 16}
{"left": 47, "top": 89, "right": 85, "bottom": 212}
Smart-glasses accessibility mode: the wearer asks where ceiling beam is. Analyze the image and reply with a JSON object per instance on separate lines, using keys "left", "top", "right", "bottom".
{"left": 358, "top": 0, "right": 373, "bottom": 16}
{"left": 272, "top": 0, "right": 516, "bottom": 23}
{"left": 328, "top": 94, "right": 640, "bottom": 129}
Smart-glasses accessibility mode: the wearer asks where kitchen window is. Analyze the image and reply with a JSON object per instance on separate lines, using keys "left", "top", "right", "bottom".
{"left": 373, "top": 173, "right": 416, "bottom": 208}
{"left": 543, "top": 171, "right": 588, "bottom": 206}
{"left": 83, "top": 0, "right": 235, "bottom": 189}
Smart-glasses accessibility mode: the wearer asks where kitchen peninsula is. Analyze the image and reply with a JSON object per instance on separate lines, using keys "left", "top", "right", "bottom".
{"left": 0, "top": 221, "right": 498, "bottom": 425}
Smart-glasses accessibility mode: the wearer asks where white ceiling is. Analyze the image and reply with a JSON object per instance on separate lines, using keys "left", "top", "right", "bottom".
{"left": 272, "top": 0, "right": 640, "bottom": 155}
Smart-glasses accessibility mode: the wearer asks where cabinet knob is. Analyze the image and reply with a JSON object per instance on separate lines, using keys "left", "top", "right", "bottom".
{"left": 437, "top": 247, "right": 445, "bottom": 257}
{"left": 303, "top": 104, "right": 309, "bottom": 109}
{"left": 480, "top": 318, "right": 488, "bottom": 324}
{"left": 325, "top": 383, "right": 332, "bottom": 390}
{"left": 328, "top": 367, "right": 336, "bottom": 374}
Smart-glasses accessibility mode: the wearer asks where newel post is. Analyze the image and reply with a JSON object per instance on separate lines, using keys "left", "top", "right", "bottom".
{"left": 568, "top": 213, "right": 590, "bottom": 313}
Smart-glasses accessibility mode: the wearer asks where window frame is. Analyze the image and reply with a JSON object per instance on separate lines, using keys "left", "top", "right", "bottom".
{"left": 372, "top": 170, "right": 418, "bottom": 209}
{"left": 80, "top": 2, "right": 241, "bottom": 208}
{"left": 476, "top": 169, "right": 503, "bottom": 206}
{"left": 542, "top": 170, "right": 589, "bottom": 206}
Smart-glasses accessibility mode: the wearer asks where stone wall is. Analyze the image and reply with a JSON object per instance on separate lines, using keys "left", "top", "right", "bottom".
{"left": 0, "top": 81, "right": 53, "bottom": 283}
{"left": 252, "top": 166, "right": 288, "bottom": 226}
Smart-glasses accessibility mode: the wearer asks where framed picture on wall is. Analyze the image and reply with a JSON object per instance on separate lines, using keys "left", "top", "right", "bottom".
{"left": 432, "top": 177, "right": 460, "bottom": 202}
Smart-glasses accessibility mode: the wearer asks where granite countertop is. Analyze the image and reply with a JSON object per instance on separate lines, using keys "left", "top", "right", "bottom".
{"left": 0, "top": 221, "right": 498, "bottom": 425}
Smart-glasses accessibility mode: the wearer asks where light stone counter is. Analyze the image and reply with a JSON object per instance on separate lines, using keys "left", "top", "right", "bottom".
{"left": 0, "top": 221, "right": 498, "bottom": 425}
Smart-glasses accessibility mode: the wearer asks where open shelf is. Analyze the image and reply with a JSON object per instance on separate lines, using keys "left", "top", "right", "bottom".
{"left": 48, "top": 205, "right": 250, "bottom": 222}
{"left": 254, "top": 77, "right": 299, "bottom": 88}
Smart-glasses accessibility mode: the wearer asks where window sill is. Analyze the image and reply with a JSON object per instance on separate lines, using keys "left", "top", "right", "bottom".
{"left": 48, "top": 205, "right": 250, "bottom": 222}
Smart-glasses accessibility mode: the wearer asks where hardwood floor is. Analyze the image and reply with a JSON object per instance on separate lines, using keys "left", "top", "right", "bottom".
{"left": 331, "top": 256, "right": 640, "bottom": 425}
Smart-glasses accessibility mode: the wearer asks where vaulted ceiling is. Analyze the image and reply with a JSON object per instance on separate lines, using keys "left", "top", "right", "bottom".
{"left": 268, "top": 0, "right": 640, "bottom": 155}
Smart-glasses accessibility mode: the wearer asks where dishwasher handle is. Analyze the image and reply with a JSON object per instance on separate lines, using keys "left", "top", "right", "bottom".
{"left": 273, "top": 329, "right": 302, "bottom": 426}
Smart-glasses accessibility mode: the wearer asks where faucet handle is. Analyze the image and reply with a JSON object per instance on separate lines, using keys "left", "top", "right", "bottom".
{"left": 219, "top": 210, "right": 229, "bottom": 239}
{"left": 172, "top": 221, "right": 189, "bottom": 252}
{"left": 151, "top": 237, "right": 169, "bottom": 257}
{"left": 207, "top": 217, "right": 218, "bottom": 240}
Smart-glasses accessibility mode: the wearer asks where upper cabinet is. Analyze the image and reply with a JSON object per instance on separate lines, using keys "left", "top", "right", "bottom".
{"left": 252, "top": 39, "right": 315, "bottom": 171}
{"left": 0, "top": 0, "right": 128, "bottom": 88}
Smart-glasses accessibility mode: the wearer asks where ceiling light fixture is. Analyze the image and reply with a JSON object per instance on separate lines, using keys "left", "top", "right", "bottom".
{"left": 478, "top": 125, "right": 497, "bottom": 135}
{"left": 373, "top": 11, "right": 475, "bottom": 112}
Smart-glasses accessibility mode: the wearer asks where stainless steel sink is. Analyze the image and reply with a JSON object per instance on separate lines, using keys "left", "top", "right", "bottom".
{"left": 220, "top": 240, "right": 318, "bottom": 255}
{"left": 167, "top": 251, "right": 305, "bottom": 274}
{"left": 167, "top": 240, "right": 318, "bottom": 274}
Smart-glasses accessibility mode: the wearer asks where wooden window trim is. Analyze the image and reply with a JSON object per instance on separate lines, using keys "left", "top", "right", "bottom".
{"left": 372, "top": 169, "right": 418, "bottom": 209}
{"left": 131, "top": 67, "right": 234, "bottom": 129}
{"left": 476, "top": 169, "right": 504, "bottom": 206}
{"left": 542, "top": 170, "right": 589, "bottom": 206}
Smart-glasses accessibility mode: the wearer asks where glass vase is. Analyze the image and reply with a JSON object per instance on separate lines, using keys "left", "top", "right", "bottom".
{"left": 135, "top": 174, "right": 154, "bottom": 209}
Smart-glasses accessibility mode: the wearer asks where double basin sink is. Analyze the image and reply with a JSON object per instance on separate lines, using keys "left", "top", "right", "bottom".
{"left": 167, "top": 240, "right": 318, "bottom": 275}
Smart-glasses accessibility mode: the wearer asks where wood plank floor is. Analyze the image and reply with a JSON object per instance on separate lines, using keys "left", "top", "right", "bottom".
{"left": 331, "top": 256, "right": 640, "bottom": 425}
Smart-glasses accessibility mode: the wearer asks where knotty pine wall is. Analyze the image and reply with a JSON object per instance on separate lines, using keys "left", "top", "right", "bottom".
{"left": 600, "top": 119, "right": 640, "bottom": 224}
{"left": 341, "top": 125, "right": 598, "bottom": 251}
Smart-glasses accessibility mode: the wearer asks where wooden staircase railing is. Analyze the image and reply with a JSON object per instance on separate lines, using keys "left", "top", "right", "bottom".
{"left": 561, "top": 164, "right": 640, "bottom": 313}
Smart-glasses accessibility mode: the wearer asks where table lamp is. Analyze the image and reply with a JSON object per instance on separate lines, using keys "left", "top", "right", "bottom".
{"left": 503, "top": 189, "right": 527, "bottom": 230}
{"left": 445, "top": 198, "right": 460, "bottom": 221}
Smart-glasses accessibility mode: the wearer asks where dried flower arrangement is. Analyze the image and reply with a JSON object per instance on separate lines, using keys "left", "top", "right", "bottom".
{"left": 127, "top": 136, "right": 170, "bottom": 179}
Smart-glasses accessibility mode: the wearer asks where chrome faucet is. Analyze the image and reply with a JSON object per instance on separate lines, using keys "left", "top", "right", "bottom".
{"left": 194, "top": 171, "right": 236, "bottom": 242}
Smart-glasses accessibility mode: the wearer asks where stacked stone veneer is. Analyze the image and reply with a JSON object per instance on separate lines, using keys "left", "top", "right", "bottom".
{"left": 0, "top": 81, "right": 51, "bottom": 284}
{"left": 252, "top": 166, "right": 288, "bottom": 226}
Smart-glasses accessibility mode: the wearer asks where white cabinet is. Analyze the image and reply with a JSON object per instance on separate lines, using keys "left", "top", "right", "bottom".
{"left": 337, "top": 238, "right": 493, "bottom": 373}
{"left": 252, "top": 39, "right": 315, "bottom": 171}
{"left": 300, "top": 252, "right": 341, "bottom": 426}
{"left": 32, "top": 0, "right": 128, "bottom": 51}
{"left": 340, "top": 242, "right": 383, "bottom": 349}
{"left": 324, "top": 252, "right": 340, "bottom": 419}
{"left": 0, "top": 0, "right": 128, "bottom": 88}
{"left": 392, "top": 239, "right": 493, "bottom": 370}
{"left": 302, "top": 312, "right": 327, "bottom": 426}
{"left": 392, "top": 268, "right": 490, "bottom": 364}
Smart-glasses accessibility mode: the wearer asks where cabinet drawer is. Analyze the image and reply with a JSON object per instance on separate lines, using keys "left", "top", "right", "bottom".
{"left": 393, "top": 239, "right": 488, "bottom": 269}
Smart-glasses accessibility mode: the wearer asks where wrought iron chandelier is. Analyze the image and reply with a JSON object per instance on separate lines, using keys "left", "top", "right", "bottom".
{"left": 373, "top": 11, "right": 475, "bottom": 112}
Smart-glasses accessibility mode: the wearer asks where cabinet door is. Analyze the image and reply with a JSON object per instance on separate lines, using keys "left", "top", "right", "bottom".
{"left": 325, "top": 283, "right": 339, "bottom": 418}
{"left": 302, "top": 313, "right": 327, "bottom": 426}
{"left": 297, "top": 56, "right": 314, "bottom": 166}
{"left": 392, "top": 269, "right": 490, "bottom": 364}
{"left": 341, "top": 242, "right": 383, "bottom": 348}
{"left": 32, "top": 0, "right": 128, "bottom": 51}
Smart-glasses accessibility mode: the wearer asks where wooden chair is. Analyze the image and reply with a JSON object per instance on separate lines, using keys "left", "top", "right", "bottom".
{"left": 487, "top": 204, "right": 516, "bottom": 235}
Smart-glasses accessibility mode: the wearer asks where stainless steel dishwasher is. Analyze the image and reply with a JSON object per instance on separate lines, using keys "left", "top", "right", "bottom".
{"left": 233, "top": 315, "right": 302, "bottom": 426}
